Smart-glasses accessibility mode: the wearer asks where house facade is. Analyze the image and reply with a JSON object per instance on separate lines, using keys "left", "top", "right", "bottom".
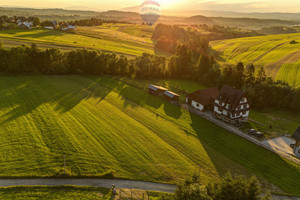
{"left": 214, "top": 86, "right": 250, "bottom": 124}
{"left": 292, "top": 126, "right": 300, "bottom": 156}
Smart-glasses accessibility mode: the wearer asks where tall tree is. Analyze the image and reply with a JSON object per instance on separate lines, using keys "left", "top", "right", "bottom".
{"left": 256, "top": 66, "right": 267, "bottom": 82}
{"left": 245, "top": 64, "right": 255, "bottom": 83}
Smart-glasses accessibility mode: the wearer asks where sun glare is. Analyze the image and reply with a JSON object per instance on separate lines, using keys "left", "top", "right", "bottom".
{"left": 156, "top": 0, "right": 181, "bottom": 8}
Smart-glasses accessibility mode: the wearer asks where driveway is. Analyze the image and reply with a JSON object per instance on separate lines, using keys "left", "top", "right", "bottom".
{"left": 263, "top": 137, "right": 296, "bottom": 156}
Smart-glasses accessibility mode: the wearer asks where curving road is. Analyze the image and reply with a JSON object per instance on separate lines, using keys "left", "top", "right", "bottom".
{"left": 0, "top": 179, "right": 176, "bottom": 193}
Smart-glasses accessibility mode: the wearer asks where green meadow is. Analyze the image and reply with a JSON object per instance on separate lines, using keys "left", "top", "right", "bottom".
{"left": 0, "top": 24, "right": 155, "bottom": 56}
{"left": 0, "top": 76, "right": 299, "bottom": 195}
{"left": 0, "top": 186, "right": 111, "bottom": 200}
{"left": 212, "top": 33, "right": 300, "bottom": 87}
{"left": 0, "top": 186, "right": 166, "bottom": 200}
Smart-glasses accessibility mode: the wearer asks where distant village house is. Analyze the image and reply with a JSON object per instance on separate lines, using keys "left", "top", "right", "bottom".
{"left": 18, "top": 21, "right": 33, "bottom": 29}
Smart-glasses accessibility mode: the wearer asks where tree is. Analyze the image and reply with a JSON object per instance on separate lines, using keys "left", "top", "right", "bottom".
{"left": 256, "top": 67, "right": 266, "bottom": 82}
{"left": 245, "top": 64, "right": 255, "bottom": 83}
{"left": 196, "top": 54, "right": 211, "bottom": 81}
{"left": 161, "top": 173, "right": 270, "bottom": 200}
{"left": 234, "top": 62, "right": 245, "bottom": 88}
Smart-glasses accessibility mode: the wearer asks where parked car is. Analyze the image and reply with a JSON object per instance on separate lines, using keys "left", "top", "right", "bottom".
{"left": 255, "top": 132, "right": 264, "bottom": 138}
{"left": 248, "top": 129, "right": 256, "bottom": 135}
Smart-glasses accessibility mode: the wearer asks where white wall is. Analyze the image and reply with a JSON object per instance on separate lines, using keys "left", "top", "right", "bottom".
{"left": 294, "top": 146, "right": 300, "bottom": 157}
{"left": 191, "top": 100, "right": 204, "bottom": 111}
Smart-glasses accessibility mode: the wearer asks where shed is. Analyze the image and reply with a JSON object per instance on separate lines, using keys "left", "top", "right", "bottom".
{"left": 163, "top": 90, "right": 180, "bottom": 103}
{"left": 148, "top": 84, "right": 167, "bottom": 96}
{"left": 186, "top": 87, "right": 219, "bottom": 111}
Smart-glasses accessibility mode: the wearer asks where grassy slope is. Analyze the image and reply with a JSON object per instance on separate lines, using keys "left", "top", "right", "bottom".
{"left": 211, "top": 33, "right": 300, "bottom": 87}
{"left": 0, "top": 24, "right": 155, "bottom": 56}
{"left": 0, "top": 76, "right": 299, "bottom": 195}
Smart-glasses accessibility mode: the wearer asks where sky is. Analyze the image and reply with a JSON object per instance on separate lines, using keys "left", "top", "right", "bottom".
{"left": 1, "top": 0, "right": 300, "bottom": 13}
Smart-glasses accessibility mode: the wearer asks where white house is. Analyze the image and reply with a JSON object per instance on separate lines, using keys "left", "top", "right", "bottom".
{"left": 214, "top": 85, "right": 250, "bottom": 124}
{"left": 186, "top": 87, "right": 219, "bottom": 112}
{"left": 186, "top": 85, "right": 250, "bottom": 125}
{"left": 18, "top": 21, "right": 33, "bottom": 29}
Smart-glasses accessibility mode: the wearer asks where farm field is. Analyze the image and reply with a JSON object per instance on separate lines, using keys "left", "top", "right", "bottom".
{"left": 120, "top": 78, "right": 300, "bottom": 138}
{"left": 211, "top": 33, "right": 300, "bottom": 87}
{"left": 0, "top": 24, "right": 156, "bottom": 56}
{"left": 0, "top": 76, "right": 299, "bottom": 195}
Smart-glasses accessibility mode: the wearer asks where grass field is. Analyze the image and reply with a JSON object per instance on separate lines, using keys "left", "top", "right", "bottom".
{"left": 0, "top": 186, "right": 111, "bottom": 200}
{"left": 0, "top": 76, "right": 299, "bottom": 195}
{"left": 0, "top": 186, "right": 166, "bottom": 200}
{"left": 211, "top": 33, "right": 300, "bottom": 87}
{"left": 0, "top": 24, "right": 157, "bottom": 57}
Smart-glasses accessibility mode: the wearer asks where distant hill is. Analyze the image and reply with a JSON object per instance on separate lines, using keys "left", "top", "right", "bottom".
{"left": 0, "top": 7, "right": 299, "bottom": 29}
{"left": 168, "top": 9, "right": 300, "bottom": 22}
{"left": 212, "top": 33, "right": 300, "bottom": 87}
{"left": 184, "top": 15, "right": 214, "bottom": 25}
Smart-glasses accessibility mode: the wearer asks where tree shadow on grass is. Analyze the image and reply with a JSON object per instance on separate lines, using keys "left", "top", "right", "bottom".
{"left": 163, "top": 102, "right": 182, "bottom": 119}
{"left": 0, "top": 76, "right": 118, "bottom": 125}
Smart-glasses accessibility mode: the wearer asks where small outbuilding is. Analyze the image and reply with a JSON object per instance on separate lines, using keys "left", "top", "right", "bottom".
{"left": 164, "top": 90, "right": 180, "bottom": 103}
{"left": 292, "top": 126, "right": 300, "bottom": 156}
{"left": 186, "top": 87, "right": 219, "bottom": 111}
{"left": 148, "top": 84, "right": 167, "bottom": 96}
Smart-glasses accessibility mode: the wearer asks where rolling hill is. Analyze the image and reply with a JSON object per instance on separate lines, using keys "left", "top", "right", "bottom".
{"left": 0, "top": 75, "right": 299, "bottom": 195}
{"left": 212, "top": 33, "right": 300, "bottom": 87}
{"left": 0, "top": 25, "right": 155, "bottom": 56}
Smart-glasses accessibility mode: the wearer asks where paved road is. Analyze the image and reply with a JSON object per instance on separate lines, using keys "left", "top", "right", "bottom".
{"left": 0, "top": 179, "right": 176, "bottom": 193}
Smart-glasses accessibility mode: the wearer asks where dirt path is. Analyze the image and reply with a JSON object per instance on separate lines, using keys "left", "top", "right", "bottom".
{"left": 0, "top": 179, "right": 176, "bottom": 193}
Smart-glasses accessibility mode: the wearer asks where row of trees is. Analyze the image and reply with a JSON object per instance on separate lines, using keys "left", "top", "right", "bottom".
{"left": 0, "top": 43, "right": 299, "bottom": 111}
{"left": 0, "top": 44, "right": 166, "bottom": 78}
{"left": 67, "top": 18, "right": 128, "bottom": 26}
{"left": 167, "top": 43, "right": 300, "bottom": 111}
{"left": 159, "top": 173, "right": 270, "bottom": 200}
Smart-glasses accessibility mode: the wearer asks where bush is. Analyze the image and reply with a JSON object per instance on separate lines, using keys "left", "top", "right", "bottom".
{"left": 160, "top": 173, "right": 271, "bottom": 200}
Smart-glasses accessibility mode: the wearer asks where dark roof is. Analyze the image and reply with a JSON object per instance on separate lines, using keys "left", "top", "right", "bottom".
{"left": 292, "top": 126, "right": 300, "bottom": 141}
{"left": 217, "top": 85, "right": 246, "bottom": 111}
{"left": 186, "top": 87, "right": 219, "bottom": 106}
